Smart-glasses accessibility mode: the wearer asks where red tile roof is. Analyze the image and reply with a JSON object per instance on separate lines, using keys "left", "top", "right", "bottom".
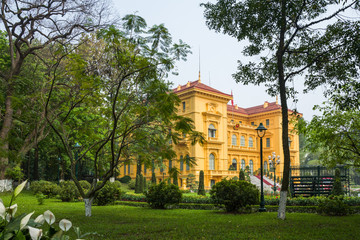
{"left": 228, "top": 102, "right": 281, "bottom": 115}
{"left": 173, "top": 80, "right": 232, "bottom": 97}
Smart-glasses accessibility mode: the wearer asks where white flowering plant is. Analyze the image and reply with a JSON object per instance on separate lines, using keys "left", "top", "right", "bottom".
{"left": 0, "top": 181, "right": 96, "bottom": 240}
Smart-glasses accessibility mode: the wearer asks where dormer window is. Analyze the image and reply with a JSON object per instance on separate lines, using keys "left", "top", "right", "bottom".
{"left": 208, "top": 124, "right": 216, "bottom": 138}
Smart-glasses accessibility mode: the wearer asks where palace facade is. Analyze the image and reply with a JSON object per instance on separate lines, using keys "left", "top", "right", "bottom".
{"left": 119, "top": 79, "right": 300, "bottom": 189}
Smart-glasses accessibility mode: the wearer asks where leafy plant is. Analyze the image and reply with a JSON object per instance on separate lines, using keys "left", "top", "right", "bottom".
{"left": 94, "top": 182, "right": 122, "bottom": 206}
{"left": 210, "top": 179, "right": 259, "bottom": 212}
{"left": 145, "top": 181, "right": 182, "bottom": 209}
{"left": 36, "top": 193, "right": 46, "bottom": 205}
{"left": 1, "top": 181, "right": 95, "bottom": 239}
{"left": 4, "top": 165, "right": 24, "bottom": 182}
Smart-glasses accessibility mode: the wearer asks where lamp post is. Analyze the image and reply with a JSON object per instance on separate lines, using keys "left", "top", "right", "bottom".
{"left": 268, "top": 152, "right": 280, "bottom": 192}
{"left": 256, "top": 123, "right": 267, "bottom": 212}
{"left": 74, "top": 142, "right": 81, "bottom": 179}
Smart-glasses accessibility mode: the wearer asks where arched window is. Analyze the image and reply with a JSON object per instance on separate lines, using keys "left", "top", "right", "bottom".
{"left": 249, "top": 160, "right": 254, "bottom": 175}
{"left": 241, "top": 159, "right": 246, "bottom": 170}
{"left": 208, "top": 124, "right": 216, "bottom": 138}
{"left": 249, "top": 137, "right": 254, "bottom": 147}
{"left": 240, "top": 136, "right": 245, "bottom": 146}
{"left": 180, "top": 155, "right": 184, "bottom": 171}
{"left": 264, "top": 161, "right": 268, "bottom": 172}
{"left": 231, "top": 134, "right": 237, "bottom": 146}
{"left": 232, "top": 159, "right": 237, "bottom": 170}
{"left": 209, "top": 154, "right": 215, "bottom": 170}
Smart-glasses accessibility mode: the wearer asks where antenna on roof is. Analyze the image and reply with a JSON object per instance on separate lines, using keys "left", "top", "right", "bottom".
{"left": 198, "top": 46, "right": 201, "bottom": 83}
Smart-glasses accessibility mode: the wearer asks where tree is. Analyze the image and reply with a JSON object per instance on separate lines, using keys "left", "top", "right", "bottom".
{"left": 332, "top": 168, "right": 344, "bottom": 196}
{"left": 202, "top": 0, "right": 360, "bottom": 219}
{"left": 303, "top": 103, "right": 360, "bottom": 168}
{"left": 0, "top": 0, "right": 110, "bottom": 179}
{"left": 197, "top": 170, "right": 205, "bottom": 195}
{"left": 44, "top": 16, "right": 204, "bottom": 216}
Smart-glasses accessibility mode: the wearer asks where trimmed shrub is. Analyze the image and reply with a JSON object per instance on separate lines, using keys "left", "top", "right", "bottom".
{"left": 128, "top": 179, "right": 136, "bottom": 189}
{"left": 210, "top": 179, "right": 259, "bottom": 212}
{"left": 119, "top": 175, "right": 132, "bottom": 183}
{"left": 332, "top": 168, "right": 343, "bottom": 196}
{"left": 31, "top": 180, "right": 60, "bottom": 198}
{"left": 198, "top": 170, "right": 205, "bottom": 196}
{"left": 239, "top": 169, "right": 245, "bottom": 180}
{"left": 135, "top": 174, "right": 140, "bottom": 193}
{"left": 317, "top": 195, "right": 350, "bottom": 216}
{"left": 121, "top": 192, "right": 146, "bottom": 202}
{"left": 145, "top": 181, "right": 182, "bottom": 209}
{"left": 94, "top": 182, "right": 122, "bottom": 206}
{"left": 59, "top": 181, "right": 80, "bottom": 202}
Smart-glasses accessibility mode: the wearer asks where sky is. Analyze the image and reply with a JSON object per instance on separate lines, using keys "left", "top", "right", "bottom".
{"left": 113, "top": 0, "right": 328, "bottom": 121}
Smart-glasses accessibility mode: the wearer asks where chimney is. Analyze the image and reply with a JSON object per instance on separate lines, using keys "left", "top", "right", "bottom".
{"left": 177, "top": 85, "right": 181, "bottom": 91}
{"left": 186, "top": 81, "right": 190, "bottom": 87}
{"left": 264, "top": 101, "right": 268, "bottom": 108}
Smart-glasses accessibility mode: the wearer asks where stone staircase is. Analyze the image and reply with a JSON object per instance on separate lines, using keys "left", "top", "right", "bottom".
{"left": 249, "top": 175, "right": 281, "bottom": 192}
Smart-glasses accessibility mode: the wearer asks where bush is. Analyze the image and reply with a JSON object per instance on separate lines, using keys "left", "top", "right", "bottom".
{"left": 210, "top": 179, "right": 259, "bottom": 212}
{"left": 128, "top": 179, "right": 136, "bottom": 189}
{"left": 119, "top": 175, "right": 132, "bottom": 183}
{"left": 59, "top": 181, "right": 80, "bottom": 202}
{"left": 145, "top": 181, "right": 182, "bottom": 209}
{"left": 94, "top": 182, "right": 122, "bottom": 206}
{"left": 317, "top": 195, "right": 351, "bottom": 216}
{"left": 5, "top": 165, "right": 24, "bottom": 181}
{"left": 31, "top": 180, "right": 60, "bottom": 198}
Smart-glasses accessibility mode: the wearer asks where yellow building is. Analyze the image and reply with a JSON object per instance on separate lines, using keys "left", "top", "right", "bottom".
{"left": 120, "top": 79, "right": 300, "bottom": 189}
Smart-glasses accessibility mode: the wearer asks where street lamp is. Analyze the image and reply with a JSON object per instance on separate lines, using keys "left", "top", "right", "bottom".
{"left": 268, "top": 152, "right": 280, "bottom": 192}
{"left": 74, "top": 142, "right": 81, "bottom": 179}
{"left": 256, "top": 123, "right": 267, "bottom": 212}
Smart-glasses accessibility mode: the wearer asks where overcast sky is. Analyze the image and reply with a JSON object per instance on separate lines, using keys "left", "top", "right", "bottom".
{"left": 113, "top": 0, "right": 328, "bottom": 121}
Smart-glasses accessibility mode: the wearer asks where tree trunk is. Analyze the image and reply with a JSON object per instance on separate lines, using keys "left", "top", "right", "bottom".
{"left": 33, "top": 145, "right": 39, "bottom": 180}
{"left": 84, "top": 198, "right": 94, "bottom": 217}
{"left": 277, "top": 191, "right": 287, "bottom": 219}
{"left": 277, "top": 0, "right": 291, "bottom": 220}
{"left": 0, "top": 91, "right": 14, "bottom": 179}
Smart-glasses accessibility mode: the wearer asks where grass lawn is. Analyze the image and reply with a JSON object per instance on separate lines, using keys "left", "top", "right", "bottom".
{"left": 1, "top": 191, "right": 360, "bottom": 240}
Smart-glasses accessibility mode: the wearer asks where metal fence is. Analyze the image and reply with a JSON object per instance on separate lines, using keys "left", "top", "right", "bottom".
{"left": 290, "top": 166, "right": 350, "bottom": 197}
